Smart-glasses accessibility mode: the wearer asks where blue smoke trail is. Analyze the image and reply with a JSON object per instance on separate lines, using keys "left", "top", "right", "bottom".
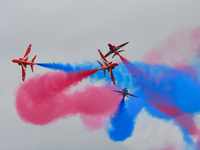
{"left": 122, "top": 60, "right": 200, "bottom": 114}
{"left": 120, "top": 58, "right": 200, "bottom": 148}
{"left": 36, "top": 62, "right": 76, "bottom": 72}
{"left": 179, "top": 124, "right": 195, "bottom": 149}
{"left": 106, "top": 97, "right": 144, "bottom": 141}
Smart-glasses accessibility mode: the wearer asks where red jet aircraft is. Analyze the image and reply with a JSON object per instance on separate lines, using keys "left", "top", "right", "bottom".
{"left": 97, "top": 49, "right": 119, "bottom": 85}
{"left": 12, "top": 44, "right": 37, "bottom": 81}
{"left": 104, "top": 42, "right": 129, "bottom": 58}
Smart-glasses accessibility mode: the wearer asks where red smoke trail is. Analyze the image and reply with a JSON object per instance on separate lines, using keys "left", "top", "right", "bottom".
{"left": 149, "top": 146, "right": 177, "bottom": 150}
{"left": 119, "top": 55, "right": 128, "bottom": 64}
{"left": 119, "top": 54, "right": 141, "bottom": 81}
{"left": 143, "top": 27, "right": 200, "bottom": 66}
{"left": 152, "top": 103, "right": 198, "bottom": 134}
{"left": 153, "top": 103, "right": 200, "bottom": 149}
{"left": 153, "top": 103, "right": 182, "bottom": 117}
{"left": 15, "top": 70, "right": 121, "bottom": 129}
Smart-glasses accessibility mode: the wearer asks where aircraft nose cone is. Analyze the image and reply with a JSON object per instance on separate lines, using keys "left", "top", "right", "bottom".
{"left": 12, "top": 59, "right": 18, "bottom": 63}
{"left": 108, "top": 43, "right": 112, "bottom": 48}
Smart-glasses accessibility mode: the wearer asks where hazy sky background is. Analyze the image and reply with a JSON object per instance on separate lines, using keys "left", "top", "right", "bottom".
{"left": 1, "top": 0, "right": 200, "bottom": 150}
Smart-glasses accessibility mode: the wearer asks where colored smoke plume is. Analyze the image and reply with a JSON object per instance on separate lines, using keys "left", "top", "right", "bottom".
{"left": 15, "top": 70, "right": 121, "bottom": 129}
{"left": 107, "top": 98, "right": 143, "bottom": 141}
{"left": 15, "top": 27, "right": 200, "bottom": 149}
{"left": 107, "top": 98, "right": 133, "bottom": 141}
{"left": 36, "top": 62, "right": 74, "bottom": 72}
{"left": 119, "top": 56, "right": 200, "bottom": 149}
{"left": 143, "top": 27, "right": 200, "bottom": 66}
{"left": 117, "top": 27, "right": 200, "bottom": 149}
{"left": 36, "top": 61, "right": 97, "bottom": 73}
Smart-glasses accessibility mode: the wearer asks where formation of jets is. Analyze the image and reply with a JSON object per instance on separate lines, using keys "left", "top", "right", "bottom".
{"left": 97, "top": 42, "right": 138, "bottom": 99}
{"left": 12, "top": 42, "right": 138, "bottom": 99}
{"left": 97, "top": 42, "right": 129, "bottom": 85}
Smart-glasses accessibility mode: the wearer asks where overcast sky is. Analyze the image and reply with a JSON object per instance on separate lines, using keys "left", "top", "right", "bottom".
{"left": 1, "top": 0, "right": 200, "bottom": 150}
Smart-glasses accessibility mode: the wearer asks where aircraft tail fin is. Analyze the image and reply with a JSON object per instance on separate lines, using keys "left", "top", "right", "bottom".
{"left": 31, "top": 55, "right": 37, "bottom": 63}
{"left": 30, "top": 55, "right": 37, "bottom": 72}
{"left": 97, "top": 60, "right": 106, "bottom": 77}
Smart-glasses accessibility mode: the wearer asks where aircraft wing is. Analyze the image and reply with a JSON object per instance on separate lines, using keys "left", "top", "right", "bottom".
{"left": 115, "top": 42, "right": 129, "bottom": 50}
{"left": 104, "top": 51, "right": 113, "bottom": 58}
{"left": 127, "top": 93, "right": 138, "bottom": 98}
{"left": 108, "top": 68, "right": 115, "bottom": 85}
{"left": 23, "top": 44, "right": 32, "bottom": 61}
{"left": 98, "top": 49, "right": 109, "bottom": 66}
{"left": 112, "top": 90, "right": 122, "bottom": 94}
{"left": 21, "top": 64, "right": 27, "bottom": 81}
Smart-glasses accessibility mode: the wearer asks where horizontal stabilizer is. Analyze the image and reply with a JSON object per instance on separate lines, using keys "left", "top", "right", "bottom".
{"left": 112, "top": 53, "right": 116, "bottom": 58}
{"left": 117, "top": 50, "right": 125, "bottom": 53}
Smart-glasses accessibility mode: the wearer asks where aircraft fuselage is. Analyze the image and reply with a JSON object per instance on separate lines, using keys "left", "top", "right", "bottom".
{"left": 12, "top": 59, "right": 35, "bottom": 65}
{"left": 108, "top": 43, "right": 119, "bottom": 54}
{"left": 100, "top": 62, "right": 118, "bottom": 71}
